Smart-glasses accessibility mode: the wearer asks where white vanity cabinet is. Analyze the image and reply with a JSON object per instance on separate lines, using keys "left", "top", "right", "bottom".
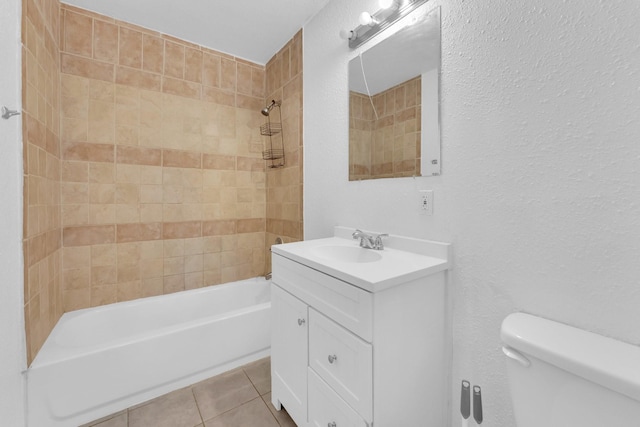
{"left": 270, "top": 227, "right": 451, "bottom": 427}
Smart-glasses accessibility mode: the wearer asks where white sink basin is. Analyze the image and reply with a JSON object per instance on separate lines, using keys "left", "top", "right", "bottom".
{"left": 271, "top": 227, "right": 451, "bottom": 292}
{"left": 311, "top": 245, "right": 383, "bottom": 263}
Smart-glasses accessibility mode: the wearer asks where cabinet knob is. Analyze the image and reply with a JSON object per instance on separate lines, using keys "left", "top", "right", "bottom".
{"left": 328, "top": 423, "right": 337, "bottom": 427}
{"left": 328, "top": 354, "right": 338, "bottom": 364}
{"left": 297, "top": 318, "right": 305, "bottom": 326}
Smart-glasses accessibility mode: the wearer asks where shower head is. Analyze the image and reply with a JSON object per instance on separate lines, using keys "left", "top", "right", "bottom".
{"left": 261, "top": 100, "right": 281, "bottom": 116}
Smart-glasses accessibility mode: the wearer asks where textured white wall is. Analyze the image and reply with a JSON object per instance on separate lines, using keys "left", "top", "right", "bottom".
{"left": 304, "top": 0, "right": 640, "bottom": 425}
{"left": 0, "top": 0, "right": 26, "bottom": 425}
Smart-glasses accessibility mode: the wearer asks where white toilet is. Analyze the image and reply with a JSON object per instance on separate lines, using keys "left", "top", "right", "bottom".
{"left": 501, "top": 312, "right": 640, "bottom": 427}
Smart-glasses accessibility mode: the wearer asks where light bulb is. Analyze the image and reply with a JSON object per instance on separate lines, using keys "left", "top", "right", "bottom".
{"left": 379, "top": 0, "right": 394, "bottom": 9}
{"left": 359, "top": 11, "right": 377, "bottom": 26}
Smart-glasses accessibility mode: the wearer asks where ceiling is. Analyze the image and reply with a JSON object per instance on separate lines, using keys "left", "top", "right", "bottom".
{"left": 61, "top": 0, "right": 332, "bottom": 65}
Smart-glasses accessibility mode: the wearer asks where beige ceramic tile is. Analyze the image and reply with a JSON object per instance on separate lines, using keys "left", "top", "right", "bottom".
{"left": 116, "top": 66, "right": 162, "bottom": 92}
{"left": 185, "top": 48, "right": 203, "bottom": 83}
{"left": 116, "top": 242, "right": 141, "bottom": 263}
{"left": 63, "top": 246, "right": 91, "bottom": 269}
{"left": 119, "top": 27, "right": 143, "bottom": 69}
{"left": 116, "top": 280, "right": 141, "bottom": 301}
{"left": 93, "top": 20, "right": 118, "bottom": 64}
{"left": 193, "top": 369, "right": 259, "bottom": 422}
{"left": 63, "top": 225, "right": 116, "bottom": 247}
{"left": 184, "top": 271, "right": 203, "bottom": 290}
{"left": 89, "top": 79, "right": 115, "bottom": 102}
{"left": 202, "top": 52, "right": 221, "bottom": 88}
{"left": 243, "top": 357, "right": 271, "bottom": 396}
{"left": 91, "top": 244, "right": 116, "bottom": 266}
{"left": 163, "top": 274, "right": 184, "bottom": 294}
{"left": 64, "top": 10, "right": 93, "bottom": 58}
{"left": 89, "top": 204, "right": 116, "bottom": 224}
{"left": 164, "top": 41, "right": 185, "bottom": 79}
{"left": 141, "top": 277, "right": 164, "bottom": 297}
{"left": 129, "top": 387, "right": 202, "bottom": 427}
{"left": 140, "top": 204, "right": 163, "bottom": 222}
{"left": 89, "top": 163, "right": 115, "bottom": 184}
{"left": 140, "top": 258, "right": 163, "bottom": 279}
{"left": 140, "top": 166, "right": 163, "bottom": 184}
{"left": 140, "top": 240, "right": 164, "bottom": 259}
{"left": 115, "top": 204, "right": 140, "bottom": 223}
{"left": 142, "top": 34, "right": 164, "bottom": 74}
{"left": 164, "top": 257, "right": 184, "bottom": 276}
{"left": 91, "top": 284, "right": 117, "bottom": 307}
{"left": 89, "top": 183, "right": 116, "bottom": 204}
{"left": 63, "top": 288, "right": 91, "bottom": 311}
{"left": 203, "top": 397, "right": 279, "bottom": 427}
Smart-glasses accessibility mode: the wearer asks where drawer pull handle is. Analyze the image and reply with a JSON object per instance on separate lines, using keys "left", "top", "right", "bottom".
{"left": 328, "top": 354, "right": 338, "bottom": 364}
{"left": 297, "top": 318, "right": 305, "bottom": 326}
{"left": 328, "top": 423, "right": 337, "bottom": 427}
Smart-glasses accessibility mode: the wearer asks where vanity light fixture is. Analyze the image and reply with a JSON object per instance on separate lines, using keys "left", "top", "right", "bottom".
{"left": 341, "top": 0, "right": 430, "bottom": 48}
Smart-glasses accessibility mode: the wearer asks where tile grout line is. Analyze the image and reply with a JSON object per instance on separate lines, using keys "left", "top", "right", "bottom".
{"left": 242, "top": 366, "right": 285, "bottom": 427}
{"left": 190, "top": 385, "right": 206, "bottom": 427}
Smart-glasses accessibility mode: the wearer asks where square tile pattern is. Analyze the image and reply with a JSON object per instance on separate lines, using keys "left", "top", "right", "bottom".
{"left": 23, "top": 0, "right": 304, "bottom": 366}
{"left": 82, "top": 358, "right": 296, "bottom": 427}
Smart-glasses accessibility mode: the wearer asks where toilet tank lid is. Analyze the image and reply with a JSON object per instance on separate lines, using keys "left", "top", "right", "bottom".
{"left": 501, "top": 312, "right": 640, "bottom": 403}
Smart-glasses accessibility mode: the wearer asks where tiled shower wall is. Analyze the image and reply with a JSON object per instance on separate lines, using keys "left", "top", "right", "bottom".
{"left": 22, "top": 2, "right": 304, "bottom": 363}
{"left": 23, "top": 0, "right": 63, "bottom": 363}
{"left": 58, "top": 4, "right": 268, "bottom": 311}
{"left": 264, "top": 31, "right": 304, "bottom": 270}
{"left": 349, "top": 76, "right": 422, "bottom": 180}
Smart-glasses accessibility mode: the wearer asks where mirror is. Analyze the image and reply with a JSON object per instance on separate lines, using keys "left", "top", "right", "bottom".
{"left": 349, "top": 6, "right": 441, "bottom": 180}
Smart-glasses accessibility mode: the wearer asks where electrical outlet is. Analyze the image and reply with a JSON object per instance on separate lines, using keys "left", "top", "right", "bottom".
{"left": 419, "top": 190, "right": 433, "bottom": 216}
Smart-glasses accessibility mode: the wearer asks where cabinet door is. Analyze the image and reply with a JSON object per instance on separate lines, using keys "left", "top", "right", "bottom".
{"left": 271, "top": 284, "right": 308, "bottom": 426}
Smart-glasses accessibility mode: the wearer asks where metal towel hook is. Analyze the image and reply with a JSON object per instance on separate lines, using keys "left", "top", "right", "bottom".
{"left": 2, "top": 106, "right": 21, "bottom": 120}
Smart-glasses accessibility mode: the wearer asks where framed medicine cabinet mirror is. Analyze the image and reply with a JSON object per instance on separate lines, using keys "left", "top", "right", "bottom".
{"left": 348, "top": 6, "right": 441, "bottom": 180}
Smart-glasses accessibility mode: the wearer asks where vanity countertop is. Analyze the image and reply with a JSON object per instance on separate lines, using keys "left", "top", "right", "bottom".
{"left": 271, "top": 227, "right": 451, "bottom": 293}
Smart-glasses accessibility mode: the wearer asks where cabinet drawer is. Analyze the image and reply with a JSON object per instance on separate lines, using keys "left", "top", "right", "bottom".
{"left": 272, "top": 254, "right": 373, "bottom": 341}
{"left": 308, "top": 368, "right": 369, "bottom": 427}
{"left": 309, "top": 309, "right": 372, "bottom": 422}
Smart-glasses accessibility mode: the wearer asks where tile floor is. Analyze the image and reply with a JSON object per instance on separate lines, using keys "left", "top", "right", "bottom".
{"left": 82, "top": 357, "right": 296, "bottom": 427}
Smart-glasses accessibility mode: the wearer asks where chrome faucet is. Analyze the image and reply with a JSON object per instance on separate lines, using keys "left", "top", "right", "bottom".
{"left": 352, "top": 229, "right": 388, "bottom": 250}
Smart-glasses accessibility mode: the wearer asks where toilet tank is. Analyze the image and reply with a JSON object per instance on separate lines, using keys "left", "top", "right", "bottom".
{"left": 501, "top": 313, "right": 640, "bottom": 427}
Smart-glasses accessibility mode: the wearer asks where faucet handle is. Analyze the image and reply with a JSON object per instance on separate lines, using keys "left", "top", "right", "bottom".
{"left": 374, "top": 233, "right": 388, "bottom": 250}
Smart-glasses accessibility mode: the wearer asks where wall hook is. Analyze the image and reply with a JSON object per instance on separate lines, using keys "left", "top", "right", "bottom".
{"left": 2, "top": 106, "right": 21, "bottom": 120}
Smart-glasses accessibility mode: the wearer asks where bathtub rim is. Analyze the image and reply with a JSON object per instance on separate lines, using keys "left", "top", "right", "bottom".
{"left": 30, "top": 276, "right": 271, "bottom": 369}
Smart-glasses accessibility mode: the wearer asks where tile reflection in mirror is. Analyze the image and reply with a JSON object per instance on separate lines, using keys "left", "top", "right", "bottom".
{"left": 349, "top": 6, "right": 440, "bottom": 180}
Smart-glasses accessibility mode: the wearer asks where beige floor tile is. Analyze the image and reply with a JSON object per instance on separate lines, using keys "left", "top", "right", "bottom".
{"left": 81, "top": 411, "right": 128, "bottom": 427}
{"left": 203, "top": 397, "right": 279, "bottom": 427}
{"left": 262, "top": 393, "right": 297, "bottom": 427}
{"left": 92, "top": 412, "right": 128, "bottom": 427}
{"left": 193, "top": 368, "right": 259, "bottom": 421}
{"left": 129, "top": 387, "right": 202, "bottom": 427}
{"left": 243, "top": 357, "right": 271, "bottom": 395}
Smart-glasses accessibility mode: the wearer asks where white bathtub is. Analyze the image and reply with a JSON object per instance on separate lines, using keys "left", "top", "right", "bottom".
{"left": 27, "top": 277, "right": 271, "bottom": 427}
